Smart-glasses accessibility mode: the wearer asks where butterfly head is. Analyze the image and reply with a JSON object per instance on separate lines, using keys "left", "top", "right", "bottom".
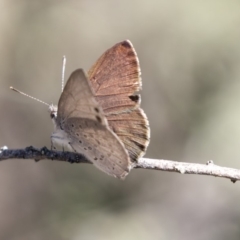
{"left": 49, "top": 104, "right": 60, "bottom": 131}
{"left": 49, "top": 104, "right": 58, "bottom": 119}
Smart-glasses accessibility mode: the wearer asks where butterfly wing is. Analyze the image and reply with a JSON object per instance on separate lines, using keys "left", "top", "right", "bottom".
{"left": 88, "top": 40, "right": 150, "bottom": 162}
{"left": 57, "top": 69, "right": 106, "bottom": 125}
{"left": 56, "top": 69, "right": 130, "bottom": 179}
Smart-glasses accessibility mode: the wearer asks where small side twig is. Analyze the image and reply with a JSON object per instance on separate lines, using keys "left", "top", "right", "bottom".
{"left": 0, "top": 146, "right": 239, "bottom": 183}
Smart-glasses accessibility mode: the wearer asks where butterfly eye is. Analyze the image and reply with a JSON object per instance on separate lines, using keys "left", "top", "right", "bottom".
{"left": 50, "top": 112, "right": 56, "bottom": 119}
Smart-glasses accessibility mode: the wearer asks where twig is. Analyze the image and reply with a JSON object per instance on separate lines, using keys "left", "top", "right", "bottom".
{"left": 0, "top": 146, "right": 89, "bottom": 163}
{"left": 0, "top": 146, "right": 239, "bottom": 183}
{"left": 136, "top": 158, "right": 239, "bottom": 183}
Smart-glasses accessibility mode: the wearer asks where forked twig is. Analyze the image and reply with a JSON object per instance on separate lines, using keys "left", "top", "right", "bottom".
{"left": 0, "top": 146, "right": 239, "bottom": 183}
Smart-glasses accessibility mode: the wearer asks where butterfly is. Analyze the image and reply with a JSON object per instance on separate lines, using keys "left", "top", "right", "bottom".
{"left": 12, "top": 40, "right": 150, "bottom": 179}
{"left": 50, "top": 40, "right": 150, "bottom": 179}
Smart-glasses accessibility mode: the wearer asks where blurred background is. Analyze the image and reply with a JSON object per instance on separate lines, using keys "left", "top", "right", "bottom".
{"left": 0, "top": 0, "right": 240, "bottom": 239}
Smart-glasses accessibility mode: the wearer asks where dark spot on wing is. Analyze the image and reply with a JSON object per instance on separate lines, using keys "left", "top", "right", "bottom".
{"left": 129, "top": 95, "right": 139, "bottom": 103}
{"left": 94, "top": 107, "right": 99, "bottom": 113}
{"left": 96, "top": 115, "right": 102, "bottom": 123}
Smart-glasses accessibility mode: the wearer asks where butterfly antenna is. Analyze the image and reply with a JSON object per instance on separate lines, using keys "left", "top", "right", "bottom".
{"left": 10, "top": 86, "right": 50, "bottom": 107}
{"left": 61, "top": 55, "right": 66, "bottom": 92}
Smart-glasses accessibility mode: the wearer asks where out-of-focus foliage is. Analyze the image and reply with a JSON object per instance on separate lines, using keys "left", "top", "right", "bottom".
{"left": 1, "top": 0, "right": 240, "bottom": 239}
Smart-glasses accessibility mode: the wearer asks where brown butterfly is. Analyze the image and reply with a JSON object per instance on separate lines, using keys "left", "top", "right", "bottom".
{"left": 11, "top": 40, "right": 150, "bottom": 179}
{"left": 51, "top": 40, "right": 150, "bottom": 178}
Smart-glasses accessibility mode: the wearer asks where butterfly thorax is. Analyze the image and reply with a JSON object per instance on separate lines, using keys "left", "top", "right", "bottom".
{"left": 49, "top": 104, "right": 74, "bottom": 151}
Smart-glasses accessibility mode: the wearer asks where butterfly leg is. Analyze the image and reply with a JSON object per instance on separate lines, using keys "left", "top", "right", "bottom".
{"left": 51, "top": 139, "right": 57, "bottom": 151}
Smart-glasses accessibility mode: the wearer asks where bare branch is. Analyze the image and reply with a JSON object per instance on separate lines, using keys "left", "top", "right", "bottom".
{"left": 136, "top": 158, "right": 239, "bottom": 183}
{"left": 0, "top": 146, "right": 89, "bottom": 164}
{"left": 0, "top": 146, "right": 239, "bottom": 183}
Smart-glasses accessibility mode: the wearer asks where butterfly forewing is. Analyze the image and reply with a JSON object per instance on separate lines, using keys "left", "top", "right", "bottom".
{"left": 56, "top": 69, "right": 131, "bottom": 178}
{"left": 88, "top": 41, "right": 141, "bottom": 96}
{"left": 57, "top": 69, "right": 106, "bottom": 124}
{"left": 88, "top": 40, "right": 150, "bottom": 162}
